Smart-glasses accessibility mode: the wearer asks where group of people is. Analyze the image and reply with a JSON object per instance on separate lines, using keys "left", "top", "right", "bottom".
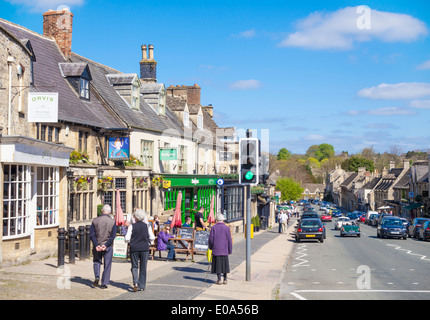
{"left": 277, "top": 205, "right": 298, "bottom": 234}
{"left": 89, "top": 205, "right": 233, "bottom": 292}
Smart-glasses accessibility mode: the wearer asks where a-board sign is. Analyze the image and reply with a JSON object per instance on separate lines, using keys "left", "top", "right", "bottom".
{"left": 193, "top": 230, "right": 210, "bottom": 252}
{"left": 177, "top": 227, "right": 194, "bottom": 239}
{"left": 113, "top": 236, "right": 127, "bottom": 258}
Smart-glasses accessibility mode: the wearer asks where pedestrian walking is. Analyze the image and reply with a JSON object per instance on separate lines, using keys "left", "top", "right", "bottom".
{"left": 208, "top": 213, "right": 232, "bottom": 285}
{"left": 89, "top": 204, "right": 117, "bottom": 289}
{"left": 125, "top": 209, "right": 155, "bottom": 292}
{"left": 280, "top": 210, "right": 288, "bottom": 234}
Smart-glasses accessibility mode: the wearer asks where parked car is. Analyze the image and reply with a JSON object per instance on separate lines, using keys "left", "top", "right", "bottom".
{"left": 408, "top": 218, "right": 430, "bottom": 238}
{"left": 346, "top": 213, "right": 360, "bottom": 222}
{"left": 340, "top": 222, "right": 361, "bottom": 237}
{"left": 417, "top": 220, "right": 430, "bottom": 241}
{"left": 299, "top": 212, "right": 320, "bottom": 222}
{"left": 366, "top": 213, "right": 378, "bottom": 225}
{"left": 376, "top": 213, "right": 393, "bottom": 227}
{"left": 335, "top": 217, "right": 350, "bottom": 230}
{"left": 377, "top": 217, "right": 407, "bottom": 240}
{"left": 296, "top": 218, "right": 325, "bottom": 243}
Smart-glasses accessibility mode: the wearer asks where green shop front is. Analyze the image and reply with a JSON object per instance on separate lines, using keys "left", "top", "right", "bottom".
{"left": 162, "top": 174, "right": 218, "bottom": 223}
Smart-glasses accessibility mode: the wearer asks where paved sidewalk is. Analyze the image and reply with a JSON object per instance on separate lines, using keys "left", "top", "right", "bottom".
{"left": 0, "top": 223, "right": 296, "bottom": 300}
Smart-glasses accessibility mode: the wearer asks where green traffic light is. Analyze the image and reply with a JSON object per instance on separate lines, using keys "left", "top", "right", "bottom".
{"left": 245, "top": 171, "right": 254, "bottom": 180}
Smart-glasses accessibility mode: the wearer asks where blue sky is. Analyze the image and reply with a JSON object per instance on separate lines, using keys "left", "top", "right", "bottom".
{"left": 2, "top": 0, "right": 430, "bottom": 155}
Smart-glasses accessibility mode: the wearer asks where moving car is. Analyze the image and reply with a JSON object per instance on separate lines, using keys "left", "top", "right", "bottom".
{"left": 346, "top": 213, "right": 360, "bottom": 223}
{"left": 408, "top": 218, "right": 430, "bottom": 238}
{"left": 331, "top": 209, "right": 342, "bottom": 217}
{"left": 299, "top": 212, "right": 320, "bottom": 222}
{"left": 335, "top": 217, "right": 350, "bottom": 230}
{"left": 296, "top": 218, "right": 325, "bottom": 243}
{"left": 320, "top": 213, "right": 332, "bottom": 222}
{"left": 340, "top": 222, "right": 361, "bottom": 237}
{"left": 377, "top": 217, "right": 407, "bottom": 240}
{"left": 417, "top": 220, "right": 430, "bottom": 241}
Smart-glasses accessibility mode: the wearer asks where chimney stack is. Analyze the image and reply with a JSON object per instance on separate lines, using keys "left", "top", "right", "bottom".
{"left": 43, "top": 7, "right": 73, "bottom": 57}
{"left": 140, "top": 44, "right": 157, "bottom": 83}
{"left": 186, "top": 84, "right": 201, "bottom": 105}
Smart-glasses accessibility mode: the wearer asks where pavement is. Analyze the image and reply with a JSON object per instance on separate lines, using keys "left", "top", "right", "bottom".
{"left": 0, "top": 221, "right": 296, "bottom": 301}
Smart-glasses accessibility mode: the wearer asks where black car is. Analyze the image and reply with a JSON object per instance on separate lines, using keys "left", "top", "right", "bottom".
{"left": 296, "top": 218, "right": 325, "bottom": 243}
{"left": 299, "top": 212, "right": 320, "bottom": 222}
{"left": 417, "top": 220, "right": 430, "bottom": 241}
{"left": 408, "top": 218, "right": 430, "bottom": 238}
{"left": 377, "top": 217, "right": 407, "bottom": 240}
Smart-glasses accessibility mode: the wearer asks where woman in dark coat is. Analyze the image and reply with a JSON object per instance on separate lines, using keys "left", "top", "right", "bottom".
{"left": 208, "top": 213, "right": 232, "bottom": 285}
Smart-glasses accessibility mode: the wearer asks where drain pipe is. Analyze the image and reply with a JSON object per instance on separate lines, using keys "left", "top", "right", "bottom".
{"left": 7, "top": 56, "right": 14, "bottom": 136}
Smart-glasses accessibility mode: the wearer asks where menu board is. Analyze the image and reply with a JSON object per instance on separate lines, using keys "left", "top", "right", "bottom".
{"left": 177, "top": 227, "right": 194, "bottom": 239}
{"left": 193, "top": 230, "right": 210, "bottom": 252}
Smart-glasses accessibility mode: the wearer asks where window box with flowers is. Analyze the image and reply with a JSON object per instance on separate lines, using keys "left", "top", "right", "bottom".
{"left": 74, "top": 176, "right": 92, "bottom": 191}
{"left": 124, "top": 154, "right": 144, "bottom": 167}
{"left": 97, "top": 176, "right": 113, "bottom": 192}
{"left": 70, "top": 150, "right": 93, "bottom": 165}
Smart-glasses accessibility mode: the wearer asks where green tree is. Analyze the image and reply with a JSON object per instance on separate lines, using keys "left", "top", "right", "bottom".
{"left": 276, "top": 177, "right": 304, "bottom": 202}
{"left": 315, "top": 143, "right": 335, "bottom": 162}
{"left": 277, "top": 148, "right": 292, "bottom": 160}
{"left": 341, "top": 156, "right": 375, "bottom": 173}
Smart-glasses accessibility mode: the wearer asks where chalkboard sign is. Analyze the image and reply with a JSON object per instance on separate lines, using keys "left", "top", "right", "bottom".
{"left": 194, "top": 230, "right": 210, "bottom": 252}
{"left": 177, "top": 227, "right": 194, "bottom": 239}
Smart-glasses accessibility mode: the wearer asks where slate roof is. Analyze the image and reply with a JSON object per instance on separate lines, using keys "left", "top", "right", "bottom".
{"left": 0, "top": 18, "right": 124, "bottom": 130}
{"left": 363, "top": 177, "right": 381, "bottom": 190}
{"left": 340, "top": 173, "right": 358, "bottom": 188}
{"left": 70, "top": 53, "right": 184, "bottom": 136}
{"left": 375, "top": 168, "right": 405, "bottom": 191}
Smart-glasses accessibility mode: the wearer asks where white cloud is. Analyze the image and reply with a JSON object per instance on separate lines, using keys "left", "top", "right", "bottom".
{"left": 417, "top": 60, "right": 430, "bottom": 70}
{"left": 232, "top": 28, "right": 257, "bottom": 39}
{"left": 279, "top": 6, "right": 428, "bottom": 50}
{"left": 358, "top": 82, "right": 430, "bottom": 100}
{"left": 5, "top": 0, "right": 84, "bottom": 12}
{"left": 409, "top": 99, "right": 430, "bottom": 109}
{"left": 229, "top": 79, "right": 262, "bottom": 90}
{"left": 347, "top": 107, "right": 416, "bottom": 116}
{"left": 304, "top": 134, "right": 325, "bottom": 141}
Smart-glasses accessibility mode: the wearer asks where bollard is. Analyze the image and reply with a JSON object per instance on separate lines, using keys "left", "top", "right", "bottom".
{"left": 85, "top": 225, "right": 91, "bottom": 258}
{"left": 68, "top": 226, "right": 76, "bottom": 264}
{"left": 57, "top": 228, "right": 66, "bottom": 267}
{"left": 79, "top": 226, "right": 86, "bottom": 260}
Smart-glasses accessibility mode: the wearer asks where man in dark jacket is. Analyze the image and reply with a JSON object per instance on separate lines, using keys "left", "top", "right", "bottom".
{"left": 125, "top": 209, "right": 153, "bottom": 291}
{"left": 90, "top": 204, "right": 116, "bottom": 289}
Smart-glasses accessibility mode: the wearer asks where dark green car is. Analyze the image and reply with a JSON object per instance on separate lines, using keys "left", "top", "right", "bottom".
{"left": 340, "top": 223, "right": 361, "bottom": 237}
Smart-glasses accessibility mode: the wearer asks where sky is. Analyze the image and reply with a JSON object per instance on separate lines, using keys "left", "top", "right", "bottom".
{"left": 1, "top": 0, "right": 430, "bottom": 155}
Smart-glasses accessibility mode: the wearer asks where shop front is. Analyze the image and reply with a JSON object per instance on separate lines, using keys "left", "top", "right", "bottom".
{"left": 0, "top": 136, "right": 73, "bottom": 266}
{"left": 161, "top": 174, "right": 218, "bottom": 223}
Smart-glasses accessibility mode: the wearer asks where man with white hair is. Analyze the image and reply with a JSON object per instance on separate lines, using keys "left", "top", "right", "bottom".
{"left": 90, "top": 204, "right": 116, "bottom": 289}
{"left": 125, "top": 209, "right": 155, "bottom": 292}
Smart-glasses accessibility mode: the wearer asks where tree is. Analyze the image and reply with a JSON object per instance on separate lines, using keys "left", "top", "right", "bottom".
{"left": 315, "top": 143, "right": 335, "bottom": 162}
{"left": 341, "top": 156, "right": 375, "bottom": 173}
{"left": 277, "top": 148, "right": 292, "bottom": 160}
{"left": 276, "top": 177, "right": 304, "bottom": 202}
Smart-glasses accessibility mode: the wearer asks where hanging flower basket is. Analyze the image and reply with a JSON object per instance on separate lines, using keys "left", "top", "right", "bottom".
{"left": 135, "top": 177, "right": 148, "bottom": 188}
{"left": 152, "top": 176, "right": 163, "bottom": 187}
{"left": 74, "top": 176, "right": 91, "bottom": 191}
{"left": 98, "top": 176, "right": 113, "bottom": 192}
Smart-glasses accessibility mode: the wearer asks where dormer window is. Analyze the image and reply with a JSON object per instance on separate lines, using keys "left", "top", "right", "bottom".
{"left": 183, "top": 112, "right": 189, "bottom": 127}
{"left": 80, "top": 78, "right": 90, "bottom": 100}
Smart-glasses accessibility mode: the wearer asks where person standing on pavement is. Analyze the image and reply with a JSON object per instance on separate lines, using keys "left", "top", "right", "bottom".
{"left": 125, "top": 209, "right": 155, "bottom": 292}
{"left": 208, "top": 213, "right": 232, "bottom": 285}
{"left": 194, "top": 207, "right": 207, "bottom": 231}
{"left": 89, "top": 204, "right": 117, "bottom": 289}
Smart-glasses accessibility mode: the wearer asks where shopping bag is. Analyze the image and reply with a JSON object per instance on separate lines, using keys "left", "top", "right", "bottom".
{"left": 206, "top": 249, "right": 212, "bottom": 262}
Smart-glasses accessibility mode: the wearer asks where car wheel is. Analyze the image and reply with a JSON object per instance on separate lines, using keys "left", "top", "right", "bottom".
{"left": 403, "top": 235, "right": 407, "bottom": 240}
{"left": 296, "top": 237, "right": 300, "bottom": 243}
{"left": 319, "top": 238, "right": 324, "bottom": 243}
{"left": 358, "top": 234, "right": 361, "bottom": 238}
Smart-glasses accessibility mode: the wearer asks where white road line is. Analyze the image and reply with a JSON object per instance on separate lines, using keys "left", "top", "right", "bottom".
{"left": 386, "top": 244, "right": 430, "bottom": 262}
{"left": 294, "top": 289, "right": 430, "bottom": 294}
{"left": 290, "top": 292, "right": 307, "bottom": 300}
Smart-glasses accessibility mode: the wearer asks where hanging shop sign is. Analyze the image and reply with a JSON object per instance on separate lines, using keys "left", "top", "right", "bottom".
{"left": 108, "top": 137, "right": 130, "bottom": 161}
{"left": 27, "top": 92, "right": 58, "bottom": 123}
{"left": 160, "top": 148, "right": 177, "bottom": 161}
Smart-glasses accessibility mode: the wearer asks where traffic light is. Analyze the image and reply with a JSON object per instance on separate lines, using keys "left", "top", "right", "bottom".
{"left": 239, "top": 138, "right": 259, "bottom": 185}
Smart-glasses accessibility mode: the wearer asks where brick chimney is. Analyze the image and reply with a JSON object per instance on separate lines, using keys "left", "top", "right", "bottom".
{"left": 43, "top": 8, "right": 74, "bottom": 57}
{"left": 140, "top": 44, "right": 157, "bottom": 83}
{"left": 186, "top": 84, "right": 201, "bottom": 105}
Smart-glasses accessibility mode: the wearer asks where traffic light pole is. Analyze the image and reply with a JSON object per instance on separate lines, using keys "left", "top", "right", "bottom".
{"left": 246, "top": 184, "right": 251, "bottom": 281}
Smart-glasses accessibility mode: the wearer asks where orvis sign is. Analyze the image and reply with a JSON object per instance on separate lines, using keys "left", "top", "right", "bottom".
{"left": 28, "top": 92, "right": 59, "bottom": 123}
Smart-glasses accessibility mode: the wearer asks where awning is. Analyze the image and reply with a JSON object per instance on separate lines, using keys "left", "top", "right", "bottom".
{"left": 0, "top": 136, "right": 73, "bottom": 167}
{"left": 402, "top": 203, "right": 423, "bottom": 211}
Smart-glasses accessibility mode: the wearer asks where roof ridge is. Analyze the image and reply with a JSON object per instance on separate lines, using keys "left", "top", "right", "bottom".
{"left": 0, "top": 17, "right": 56, "bottom": 42}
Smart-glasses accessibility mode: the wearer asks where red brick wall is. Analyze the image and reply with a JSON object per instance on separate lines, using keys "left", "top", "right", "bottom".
{"left": 43, "top": 9, "right": 73, "bottom": 57}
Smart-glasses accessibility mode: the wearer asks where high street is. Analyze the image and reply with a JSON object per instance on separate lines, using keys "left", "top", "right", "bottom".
{"left": 280, "top": 205, "right": 430, "bottom": 300}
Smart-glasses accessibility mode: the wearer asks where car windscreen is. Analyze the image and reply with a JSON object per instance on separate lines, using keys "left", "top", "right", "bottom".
{"left": 382, "top": 219, "right": 403, "bottom": 226}
{"left": 300, "top": 220, "right": 321, "bottom": 227}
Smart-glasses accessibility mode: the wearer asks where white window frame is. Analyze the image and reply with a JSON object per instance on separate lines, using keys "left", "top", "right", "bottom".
{"left": 2, "top": 164, "right": 31, "bottom": 239}
{"left": 36, "top": 167, "right": 60, "bottom": 228}
{"left": 80, "top": 78, "right": 90, "bottom": 100}
{"left": 183, "top": 112, "right": 189, "bottom": 127}
{"left": 197, "top": 114, "right": 203, "bottom": 129}
{"left": 141, "top": 140, "right": 154, "bottom": 169}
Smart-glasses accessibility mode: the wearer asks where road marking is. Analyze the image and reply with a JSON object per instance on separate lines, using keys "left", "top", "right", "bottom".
{"left": 294, "top": 289, "right": 430, "bottom": 294}
{"left": 386, "top": 244, "right": 430, "bottom": 262}
{"left": 292, "top": 245, "right": 309, "bottom": 268}
{"left": 290, "top": 292, "right": 307, "bottom": 300}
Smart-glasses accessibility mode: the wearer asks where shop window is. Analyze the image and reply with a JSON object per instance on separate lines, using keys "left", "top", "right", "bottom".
{"left": 3, "top": 165, "right": 31, "bottom": 238}
{"left": 36, "top": 167, "right": 59, "bottom": 227}
{"left": 223, "top": 186, "right": 244, "bottom": 221}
